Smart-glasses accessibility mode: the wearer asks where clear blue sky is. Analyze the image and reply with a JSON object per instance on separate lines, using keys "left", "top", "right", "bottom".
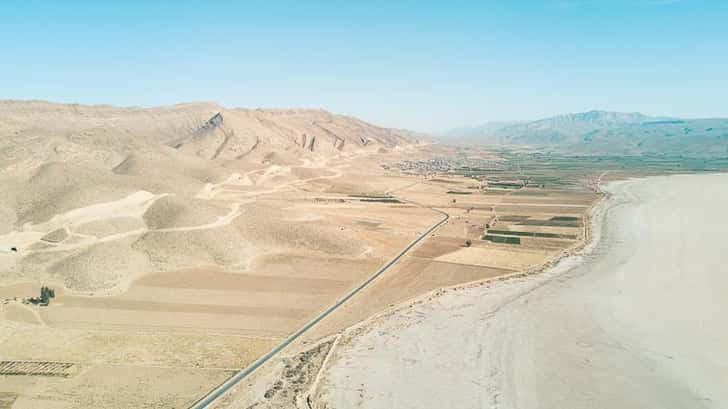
{"left": 1, "top": 1, "right": 726, "bottom": 131}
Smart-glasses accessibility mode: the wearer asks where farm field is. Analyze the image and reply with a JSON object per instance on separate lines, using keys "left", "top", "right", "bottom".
{"left": 298, "top": 168, "right": 598, "bottom": 343}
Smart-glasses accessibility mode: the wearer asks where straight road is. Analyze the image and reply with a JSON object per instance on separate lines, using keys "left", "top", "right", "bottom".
{"left": 188, "top": 206, "right": 449, "bottom": 408}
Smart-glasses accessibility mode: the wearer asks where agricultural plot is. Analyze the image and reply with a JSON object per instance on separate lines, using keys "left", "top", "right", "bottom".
{"left": 0, "top": 361, "right": 75, "bottom": 377}
{"left": 485, "top": 229, "right": 577, "bottom": 240}
{"left": 484, "top": 235, "right": 521, "bottom": 245}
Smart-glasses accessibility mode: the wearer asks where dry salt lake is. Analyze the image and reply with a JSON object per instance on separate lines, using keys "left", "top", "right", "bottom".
{"left": 319, "top": 173, "right": 728, "bottom": 409}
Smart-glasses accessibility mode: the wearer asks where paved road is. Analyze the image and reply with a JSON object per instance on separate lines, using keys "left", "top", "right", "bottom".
{"left": 189, "top": 206, "right": 449, "bottom": 409}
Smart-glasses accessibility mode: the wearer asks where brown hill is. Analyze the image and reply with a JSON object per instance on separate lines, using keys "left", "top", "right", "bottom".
{"left": 0, "top": 100, "right": 419, "bottom": 168}
{"left": 0, "top": 100, "right": 422, "bottom": 292}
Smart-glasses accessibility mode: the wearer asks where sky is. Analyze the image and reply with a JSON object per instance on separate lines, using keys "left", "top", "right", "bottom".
{"left": 1, "top": 1, "right": 726, "bottom": 131}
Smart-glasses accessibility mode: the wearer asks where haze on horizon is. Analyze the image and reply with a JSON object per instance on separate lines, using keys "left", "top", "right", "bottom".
{"left": 1, "top": 0, "right": 727, "bottom": 131}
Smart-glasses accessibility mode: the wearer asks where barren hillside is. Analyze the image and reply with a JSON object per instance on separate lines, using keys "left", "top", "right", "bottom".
{"left": 0, "top": 100, "right": 421, "bottom": 292}
{"left": 0, "top": 100, "right": 419, "bottom": 171}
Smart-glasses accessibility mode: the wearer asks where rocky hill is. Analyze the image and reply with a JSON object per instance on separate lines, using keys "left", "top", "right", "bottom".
{"left": 0, "top": 100, "right": 421, "bottom": 226}
{"left": 442, "top": 110, "right": 728, "bottom": 157}
{"left": 0, "top": 100, "right": 420, "bottom": 171}
{"left": 0, "top": 100, "right": 427, "bottom": 293}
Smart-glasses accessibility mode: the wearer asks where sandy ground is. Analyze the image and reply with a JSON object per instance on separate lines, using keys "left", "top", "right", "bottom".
{"left": 318, "top": 173, "right": 728, "bottom": 409}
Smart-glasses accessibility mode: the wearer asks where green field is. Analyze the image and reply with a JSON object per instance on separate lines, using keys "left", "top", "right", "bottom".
{"left": 486, "top": 229, "right": 577, "bottom": 240}
{"left": 483, "top": 235, "right": 521, "bottom": 245}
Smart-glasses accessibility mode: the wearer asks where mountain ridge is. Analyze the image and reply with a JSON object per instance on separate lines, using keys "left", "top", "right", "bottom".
{"left": 440, "top": 110, "right": 728, "bottom": 157}
{"left": 0, "top": 99, "right": 424, "bottom": 170}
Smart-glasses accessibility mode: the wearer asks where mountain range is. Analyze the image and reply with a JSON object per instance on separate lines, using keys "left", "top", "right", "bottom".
{"left": 441, "top": 110, "right": 728, "bottom": 157}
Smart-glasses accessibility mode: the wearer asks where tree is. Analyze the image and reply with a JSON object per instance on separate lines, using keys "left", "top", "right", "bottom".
{"left": 465, "top": 239, "right": 472, "bottom": 247}
{"left": 39, "top": 286, "right": 55, "bottom": 305}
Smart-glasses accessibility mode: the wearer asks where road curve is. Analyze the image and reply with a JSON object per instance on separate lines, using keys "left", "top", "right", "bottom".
{"left": 188, "top": 206, "right": 449, "bottom": 409}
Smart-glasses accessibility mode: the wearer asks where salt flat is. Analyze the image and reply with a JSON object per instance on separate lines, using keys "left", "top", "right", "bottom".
{"left": 319, "top": 173, "right": 728, "bottom": 409}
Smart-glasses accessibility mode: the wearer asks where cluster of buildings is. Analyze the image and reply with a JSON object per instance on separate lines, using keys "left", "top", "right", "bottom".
{"left": 393, "top": 157, "right": 503, "bottom": 176}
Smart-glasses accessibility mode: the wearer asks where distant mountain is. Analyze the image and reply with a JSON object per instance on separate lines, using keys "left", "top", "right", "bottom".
{"left": 441, "top": 110, "right": 728, "bottom": 157}
{"left": 438, "top": 121, "right": 525, "bottom": 140}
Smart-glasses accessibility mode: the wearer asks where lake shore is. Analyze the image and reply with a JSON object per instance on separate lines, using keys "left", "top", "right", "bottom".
{"left": 317, "top": 173, "right": 728, "bottom": 409}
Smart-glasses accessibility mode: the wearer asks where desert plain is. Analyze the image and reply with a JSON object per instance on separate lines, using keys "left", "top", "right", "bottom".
{"left": 0, "top": 101, "right": 607, "bottom": 408}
